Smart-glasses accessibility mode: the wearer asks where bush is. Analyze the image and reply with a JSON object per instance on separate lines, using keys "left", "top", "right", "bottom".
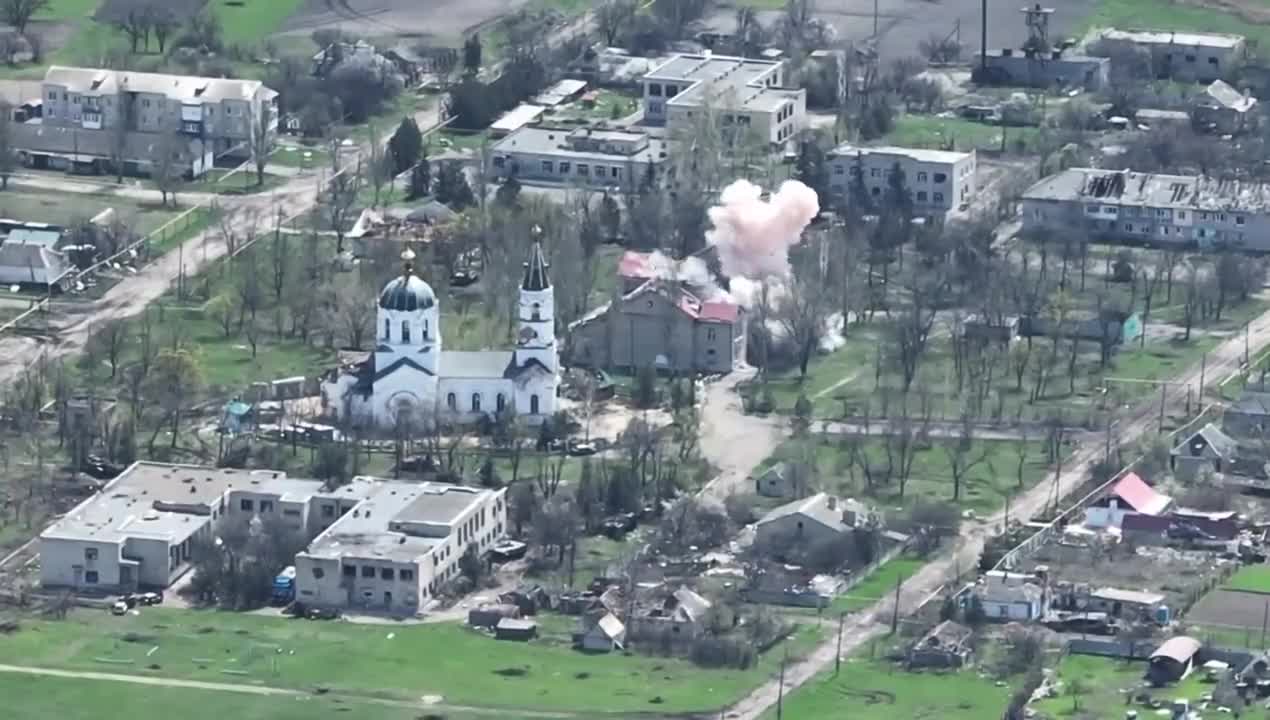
{"left": 723, "top": 494, "right": 759, "bottom": 526}
{"left": 689, "top": 636, "right": 756, "bottom": 669}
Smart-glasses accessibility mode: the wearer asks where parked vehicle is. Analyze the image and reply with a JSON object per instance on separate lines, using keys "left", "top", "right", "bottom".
{"left": 272, "top": 566, "right": 297, "bottom": 605}
{"left": 110, "top": 600, "right": 128, "bottom": 616}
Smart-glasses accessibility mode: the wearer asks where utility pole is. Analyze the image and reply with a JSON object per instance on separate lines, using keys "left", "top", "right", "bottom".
{"left": 1246, "top": 320, "right": 1252, "bottom": 367}
{"left": 776, "top": 649, "right": 787, "bottom": 720}
{"left": 890, "top": 573, "right": 902, "bottom": 633}
{"left": 980, "top": 0, "right": 988, "bottom": 73}
{"left": 873, "top": 0, "right": 879, "bottom": 37}
{"left": 835, "top": 612, "right": 846, "bottom": 674}
{"left": 1199, "top": 350, "right": 1207, "bottom": 401}
{"left": 1158, "top": 382, "right": 1167, "bottom": 433}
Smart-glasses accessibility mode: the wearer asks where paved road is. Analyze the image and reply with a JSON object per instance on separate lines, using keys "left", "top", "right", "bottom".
{"left": 723, "top": 305, "right": 1270, "bottom": 718}
{"left": 0, "top": 102, "right": 443, "bottom": 387}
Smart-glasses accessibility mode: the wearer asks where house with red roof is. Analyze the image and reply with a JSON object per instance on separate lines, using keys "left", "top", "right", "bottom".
{"left": 566, "top": 280, "right": 747, "bottom": 374}
{"left": 1084, "top": 473, "right": 1173, "bottom": 529}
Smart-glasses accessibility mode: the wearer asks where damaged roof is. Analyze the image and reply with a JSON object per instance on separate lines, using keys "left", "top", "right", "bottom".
{"left": 1023, "top": 167, "right": 1270, "bottom": 213}
{"left": 1202, "top": 79, "right": 1257, "bottom": 112}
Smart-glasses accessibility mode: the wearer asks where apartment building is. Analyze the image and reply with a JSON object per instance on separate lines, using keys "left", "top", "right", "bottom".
{"left": 38, "top": 66, "right": 278, "bottom": 160}
{"left": 1021, "top": 167, "right": 1270, "bottom": 250}
{"left": 827, "top": 144, "right": 977, "bottom": 217}
{"left": 38, "top": 462, "right": 506, "bottom": 615}
{"left": 489, "top": 126, "right": 669, "bottom": 190}
{"left": 641, "top": 53, "right": 806, "bottom": 146}
{"left": 1096, "top": 29, "right": 1246, "bottom": 82}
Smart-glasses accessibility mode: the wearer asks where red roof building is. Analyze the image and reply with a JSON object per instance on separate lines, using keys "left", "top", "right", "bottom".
{"left": 1085, "top": 473, "right": 1173, "bottom": 529}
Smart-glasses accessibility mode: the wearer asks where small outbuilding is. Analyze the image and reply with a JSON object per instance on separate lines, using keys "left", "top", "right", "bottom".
{"left": 1170, "top": 422, "right": 1238, "bottom": 481}
{"left": 907, "top": 620, "right": 973, "bottom": 669}
{"left": 1148, "top": 636, "right": 1201, "bottom": 685}
{"left": 468, "top": 603, "right": 521, "bottom": 629}
{"left": 494, "top": 617, "right": 538, "bottom": 641}
{"left": 1084, "top": 473, "right": 1172, "bottom": 529}
{"left": 579, "top": 612, "right": 626, "bottom": 652}
{"left": 753, "top": 461, "right": 813, "bottom": 499}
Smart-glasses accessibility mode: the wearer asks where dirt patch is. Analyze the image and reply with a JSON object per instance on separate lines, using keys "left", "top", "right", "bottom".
{"left": 1189, "top": 588, "right": 1270, "bottom": 630}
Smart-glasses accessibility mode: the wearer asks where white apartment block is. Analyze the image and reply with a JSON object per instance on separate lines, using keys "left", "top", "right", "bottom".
{"left": 827, "top": 144, "right": 977, "bottom": 217}
{"left": 39, "top": 66, "right": 278, "bottom": 160}
{"left": 641, "top": 53, "right": 807, "bottom": 146}
{"left": 1021, "top": 167, "right": 1270, "bottom": 251}
{"left": 39, "top": 462, "right": 506, "bottom": 615}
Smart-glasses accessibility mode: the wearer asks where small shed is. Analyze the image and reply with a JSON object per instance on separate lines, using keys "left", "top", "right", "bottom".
{"left": 494, "top": 617, "right": 538, "bottom": 641}
{"left": 753, "top": 461, "right": 812, "bottom": 499}
{"left": 580, "top": 612, "right": 625, "bottom": 652}
{"left": 220, "top": 400, "right": 254, "bottom": 434}
{"left": 1149, "top": 636, "right": 1201, "bottom": 685}
{"left": 908, "top": 620, "right": 974, "bottom": 669}
{"left": 1170, "top": 422, "right": 1238, "bottom": 481}
{"left": 468, "top": 603, "right": 520, "bottom": 629}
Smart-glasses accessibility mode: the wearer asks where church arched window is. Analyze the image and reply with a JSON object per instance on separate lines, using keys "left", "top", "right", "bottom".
{"left": 471, "top": 394, "right": 481, "bottom": 412}
{"left": 496, "top": 394, "right": 506, "bottom": 412}
{"left": 401, "top": 321, "right": 411, "bottom": 343}
{"left": 530, "top": 394, "right": 540, "bottom": 414}
{"left": 531, "top": 303, "right": 541, "bottom": 321}
{"left": 446, "top": 393, "right": 456, "bottom": 411}
{"left": 384, "top": 318, "right": 390, "bottom": 341}
{"left": 422, "top": 319, "right": 429, "bottom": 341}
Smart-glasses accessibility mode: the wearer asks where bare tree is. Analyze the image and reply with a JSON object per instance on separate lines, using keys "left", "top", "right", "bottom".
{"left": 595, "top": 0, "right": 636, "bottom": 47}
{"left": 322, "top": 149, "right": 360, "bottom": 253}
{"left": 153, "top": 131, "right": 185, "bottom": 207}
{"left": 149, "top": 6, "right": 177, "bottom": 52}
{"left": 0, "top": 101, "right": 15, "bottom": 190}
{"left": 250, "top": 101, "right": 273, "bottom": 186}
{"left": 330, "top": 274, "right": 373, "bottom": 349}
{"left": 3, "top": 0, "right": 49, "bottom": 35}
{"left": 944, "top": 412, "right": 989, "bottom": 502}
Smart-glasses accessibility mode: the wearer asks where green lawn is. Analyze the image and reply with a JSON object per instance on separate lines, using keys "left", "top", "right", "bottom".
{"left": 763, "top": 435, "right": 1053, "bottom": 517}
{"left": 1031, "top": 653, "right": 1206, "bottom": 720}
{"left": 0, "top": 187, "right": 181, "bottom": 235}
{"left": 210, "top": 0, "right": 309, "bottom": 43}
{"left": 0, "top": 673, "right": 517, "bottom": 720}
{"left": 1224, "top": 564, "right": 1270, "bottom": 594}
{"left": 884, "top": 115, "right": 1041, "bottom": 153}
{"left": 1086, "top": 0, "right": 1270, "bottom": 54}
{"left": 270, "top": 145, "right": 331, "bottom": 169}
{"left": 740, "top": 329, "right": 879, "bottom": 415}
{"left": 432, "top": 129, "right": 491, "bottom": 153}
{"left": 831, "top": 555, "right": 928, "bottom": 614}
{"left": 0, "top": 608, "right": 823, "bottom": 714}
{"left": 760, "top": 656, "right": 1013, "bottom": 720}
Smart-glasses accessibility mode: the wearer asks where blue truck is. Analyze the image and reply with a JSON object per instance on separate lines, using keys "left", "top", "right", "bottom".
{"left": 272, "top": 566, "right": 296, "bottom": 605}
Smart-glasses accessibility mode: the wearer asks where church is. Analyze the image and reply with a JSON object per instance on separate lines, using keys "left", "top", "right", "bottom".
{"left": 320, "top": 243, "right": 559, "bottom": 429}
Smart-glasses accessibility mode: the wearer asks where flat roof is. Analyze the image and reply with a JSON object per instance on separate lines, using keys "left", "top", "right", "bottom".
{"left": 1101, "top": 28, "right": 1244, "bottom": 49}
{"left": 491, "top": 104, "right": 546, "bottom": 133}
{"left": 830, "top": 143, "right": 973, "bottom": 165}
{"left": 492, "top": 126, "right": 668, "bottom": 165}
{"left": 44, "top": 66, "right": 273, "bottom": 103}
{"left": 644, "top": 53, "right": 802, "bottom": 115}
{"left": 1023, "top": 167, "right": 1270, "bottom": 212}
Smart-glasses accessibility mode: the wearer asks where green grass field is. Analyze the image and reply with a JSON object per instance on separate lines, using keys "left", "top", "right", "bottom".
{"left": 885, "top": 115, "right": 1042, "bottom": 154}
{"left": 0, "top": 186, "right": 182, "bottom": 235}
{"left": 1031, "top": 653, "right": 1205, "bottom": 720}
{"left": 0, "top": 608, "right": 823, "bottom": 714}
{"left": 1224, "top": 564, "right": 1270, "bottom": 594}
{"left": 759, "top": 655, "right": 1013, "bottom": 720}
{"left": 831, "top": 555, "right": 928, "bottom": 614}
{"left": 1086, "top": 0, "right": 1270, "bottom": 53}
{"left": 763, "top": 435, "right": 1052, "bottom": 516}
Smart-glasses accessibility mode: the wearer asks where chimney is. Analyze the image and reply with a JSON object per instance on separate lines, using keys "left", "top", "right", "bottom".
{"left": 826, "top": 496, "right": 837, "bottom": 511}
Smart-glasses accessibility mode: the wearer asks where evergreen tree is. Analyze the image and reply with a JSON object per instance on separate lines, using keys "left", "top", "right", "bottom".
{"left": 495, "top": 172, "right": 522, "bottom": 208}
{"left": 463, "top": 33, "right": 482, "bottom": 74}
{"left": 794, "top": 139, "right": 830, "bottom": 208}
{"left": 600, "top": 192, "right": 621, "bottom": 241}
{"left": 408, "top": 146, "right": 431, "bottom": 199}
{"left": 388, "top": 117, "right": 423, "bottom": 175}
{"left": 436, "top": 161, "right": 476, "bottom": 210}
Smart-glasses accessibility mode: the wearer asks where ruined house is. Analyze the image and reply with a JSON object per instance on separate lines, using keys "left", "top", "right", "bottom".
{"left": 907, "top": 620, "right": 974, "bottom": 669}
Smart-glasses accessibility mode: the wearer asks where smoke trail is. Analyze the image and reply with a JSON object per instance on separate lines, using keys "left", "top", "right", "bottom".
{"left": 706, "top": 179, "right": 820, "bottom": 281}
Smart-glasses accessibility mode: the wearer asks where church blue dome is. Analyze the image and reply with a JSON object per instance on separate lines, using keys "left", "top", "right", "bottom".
{"left": 379, "top": 275, "right": 435, "bottom": 311}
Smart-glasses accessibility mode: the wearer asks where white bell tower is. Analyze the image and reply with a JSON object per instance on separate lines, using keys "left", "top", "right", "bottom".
{"left": 515, "top": 239, "right": 556, "bottom": 372}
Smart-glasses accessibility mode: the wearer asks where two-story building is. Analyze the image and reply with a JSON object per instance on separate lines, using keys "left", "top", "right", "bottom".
{"left": 640, "top": 53, "right": 807, "bottom": 147}
{"left": 35, "top": 66, "right": 277, "bottom": 165}
{"left": 827, "top": 144, "right": 977, "bottom": 218}
{"left": 1095, "top": 29, "right": 1246, "bottom": 82}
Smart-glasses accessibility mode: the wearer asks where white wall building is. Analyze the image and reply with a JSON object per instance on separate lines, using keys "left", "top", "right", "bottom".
{"left": 38, "top": 462, "right": 507, "bottom": 615}
{"left": 1096, "top": 29, "right": 1246, "bottom": 82}
{"left": 828, "top": 144, "right": 977, "bottom": 217}
{"left": 294, "top": 481, "right": 506, "bottom": 614}
{"left": 641, "top": 53, "right": 807, "bottom": 146}
{"left": 321, "top": 243, "right": 559, "bottom": 429}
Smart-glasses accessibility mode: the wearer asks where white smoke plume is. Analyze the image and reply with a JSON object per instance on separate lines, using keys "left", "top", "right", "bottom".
{"left": 706, "top": 179, "right": 820, "bottom": 282}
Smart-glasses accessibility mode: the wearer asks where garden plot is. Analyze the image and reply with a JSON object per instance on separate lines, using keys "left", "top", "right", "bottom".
{"left": 1022, "top": 540, "right": 1225, "bottom": 612}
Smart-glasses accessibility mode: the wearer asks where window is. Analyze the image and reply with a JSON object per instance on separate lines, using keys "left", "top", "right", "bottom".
{"left": 361, "top": 565, "right": 375, "bottom": 578}
{"left": 446, "top": 393, "right": 457, "bottom": 410}
{"left": 383, "top": 318, "right": 390, "bottom": 340}
{"left": 381, "top": 568, "right": 395, "bottom": 580}
{"left": 871, "top": 187, "right": 880, "bottom": 196}
{"left": 313, "top": 567, "right": 325, "bottom": 579}
{"left": 707, "top": 328, "right": 716, "bottom": 341}
{"left": 833, "top": 164, "right": 845, "bottom": 175}
{"left": 649, "top": 83, "right": 662, "bottom": 97}
{"left": 471, "top": 394, "right": 481, "bottom": 412}
{"left": 343, "top": 565, "right": 356, "bottom": 577}
{"left": 260, "top": 500, "right": 273, "bottom": 513}
{"left": 496, "top": 394, "right": 506, "bottom": 412}
{"left": 401, "top": 321, "right": 411, "bottom": 343}
{"left": 1124, "top": 223, "right": 1134, "bottom": 232}
{"left": 322, "top": 504, "right": 335, "bottom": 518}
{"left": 611, "top": 166, "right": 620, "bottom": 179}
{"left": 917, "top": 191, "right": 928, "bottom": 202}
{"left": 541, "top": 160, "right": 553, "bottom": 173}
{"left": 1186, "top": 54, "right": 1196, "bottom": 62}
{"left": 870, "top": 168, "right": 880, "bottom": 177}
{"left": 142, "top": 99, "right": 150, "bottom": 107}
{"left": 559, "top": 161, "right": 570, "bottom": 174}
{"left": 1209, "top": 57, "right": 1219, "bottom": 65}
{"left": 578, "top": 164, "right": 589, "bottom": 176}
{"left": 666, "top": 85, "right": 678, "bottom": 97}
{"left": 240, "top": 498, "right": 253, "bottom": 511}
{"left": 1220, "top": 213, "right": 1228, "bottom": 222}
{"left": 1177, "top": 211, "right": 1186, "bottom": 220}
{"left": 85, "top": 548, "right": 98, "bottom": 561}
{"left": 933, "top": 172, "right": 947, "bottom": 183}
{"left": 531, "top": 302, "right": 541, "bottom": 320}
{"left": 85, "top": 570, "right": 99, "bottom": 584}
{"left": 493, "top": 156, "right": 505, "bottom": 168}
{"left": 1102, "top": 206, "right": 1117, "bottom": 215}
{"left": 1237, "top": 215, "right": 1246, "bottom": 226}
{"left": 933, "top": 192, "right": 944, "bottom": 203}
{"left": 530, "top": 394, "right": 540, "bottom": 414}
{"left": 401, "top": 569, "right": 414, "bottom": 581}
{"left": 916, "top": 171, "right": 927, "bottom": 183}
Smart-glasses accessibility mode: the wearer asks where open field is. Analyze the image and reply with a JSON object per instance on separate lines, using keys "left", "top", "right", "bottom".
{"left": 1031, "top": 653, "right": 1207, "bottom": 720}
{"left": 1189, "top": 586, "right": 1270, "bottom": 647}
{"left": 279, "top": 0, "right": 536, "bottom": 46}
{"left": 831, "top": 555, "right": 927, "bottom": 614}
{"left": 884, "top": 114, "right": 1043, "bottom": 153}
{"left": 757, "top": 654, "right": 1014, "bottom": 720}
{"left": 0, "top": 607, "right": 823, "bottom": 714}
{"left": 1084, "top": 0, "right": 1270, "bottom": 53}
{"left": 762, "top": 435, "right": 1053, "bottom": 516}
{"left": 1223, "top": 564, "right": 1270, "bottom": 594}
{"left": 0, "top": 186, "right": 183, "bottom": 235}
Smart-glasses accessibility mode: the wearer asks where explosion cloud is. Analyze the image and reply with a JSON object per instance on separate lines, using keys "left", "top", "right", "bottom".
{"left": 706, "top": 178, "right": 820, "bottom": 282}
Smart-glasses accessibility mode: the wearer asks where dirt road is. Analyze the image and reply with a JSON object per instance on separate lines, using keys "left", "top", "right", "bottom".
{"left": 725, "top": 305, "right": 1270, "bottom": 718}
{"left": 0, "top": 102, "right": 442, "bottom": 387}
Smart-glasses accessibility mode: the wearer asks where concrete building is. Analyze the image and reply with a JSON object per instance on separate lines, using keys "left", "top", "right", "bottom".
{"left": 754, "top": 492, "right": 876, "bottom": 551}
{"left": 1021, "top": 167, "right": 1270, "bottom": 251}
{"left": 38, "top": 66, "right": 278, "bottom": 161}
{"left": 1192, "top": 79, "right": 1258, "bottom": 135}
{"left": 640, "top": 53, "right": 806, "bottom": 146}
{"left": 1096, "top": 29, "right": 1246, "bottom": 82}
{"left": 38, "top": 462, "right": 352, "bottom": 593}
{"left": 977, "top": 48, "right": 1110, "bottom": 91}
{"left": 567, "top": 280, "right": 745, "bottom": 374}
{"left": 828, "top": 144, "right": 977, "bottom": 217}
{"left": 13, "top": 122, "right": 214, "bottom": 178}
{"left": 294, "top": 480, "right": 506, "bottom": 614}
{"left": 489, "top": 126, "right": 668, "bottom": 191}
{"left": 0, "top": 226, "right": 74, "bottom": 289}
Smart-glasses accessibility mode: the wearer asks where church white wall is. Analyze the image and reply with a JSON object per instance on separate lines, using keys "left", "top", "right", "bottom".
{"left": 438, "top": 378, "right": 514, "bottom": 420}
{"left": 376, "top": 304, "right": 440, "bottom": 373}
